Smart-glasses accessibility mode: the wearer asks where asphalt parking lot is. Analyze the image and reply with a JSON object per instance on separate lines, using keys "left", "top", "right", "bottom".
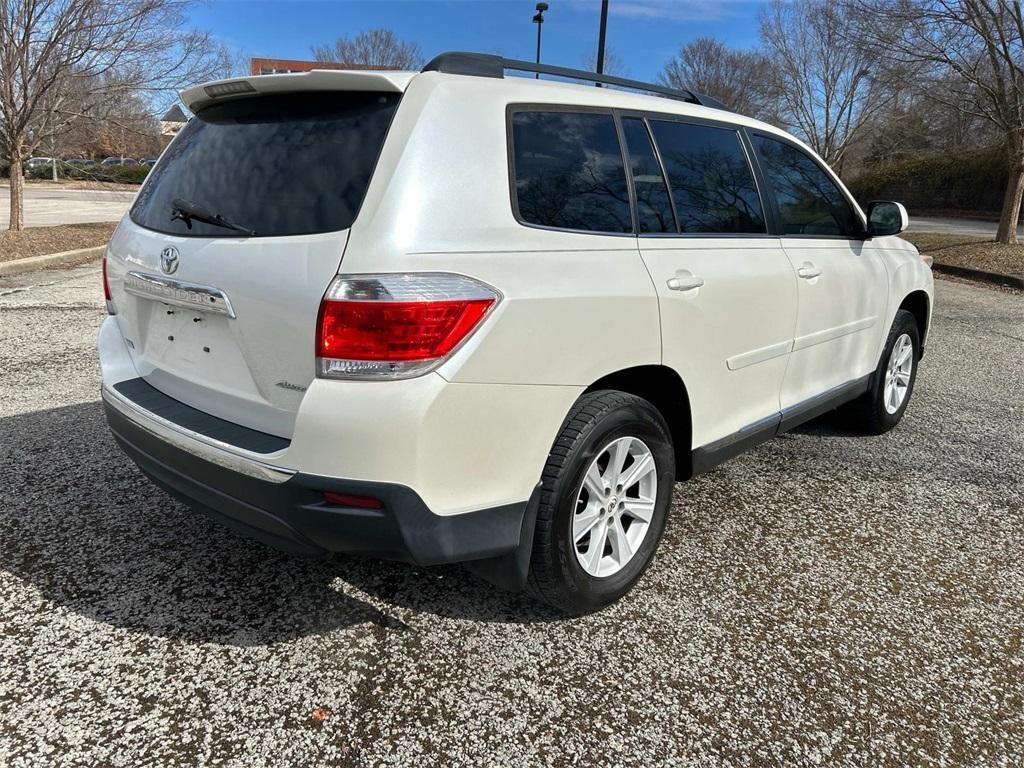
{"left": 909, "top": 216, "right": 1023, "bottom": 238}
{"left": 0, "top": 185, "right": 134, "bottom": 227}
{"left": 1, "top": 264, "right": 1022, "bottom": 767}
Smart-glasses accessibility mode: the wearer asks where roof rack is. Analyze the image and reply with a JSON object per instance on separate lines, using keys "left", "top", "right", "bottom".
{"left": 421, "top": 51, "right": 730, "bottom": 112}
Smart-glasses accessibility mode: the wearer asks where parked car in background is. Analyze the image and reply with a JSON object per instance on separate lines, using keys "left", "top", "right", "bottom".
{"left": 140, "top": 158, "right": 158, "bottom": 167}
{"left": 99, "top": 53, "right": 934, "bottom": 613}
{"left": 101, "top": 157, "right": 138, "bottom": 166}
{"left": 25, "top": 157, "right": 54, "bottom": 169}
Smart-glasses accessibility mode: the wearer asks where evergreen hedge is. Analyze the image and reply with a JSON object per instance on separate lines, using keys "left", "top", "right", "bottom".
{"left": 24, "top": 162, "right": 150, "bottom": 184}
{"left": 847, "top": 147, "right": 1006, "bottom": 214}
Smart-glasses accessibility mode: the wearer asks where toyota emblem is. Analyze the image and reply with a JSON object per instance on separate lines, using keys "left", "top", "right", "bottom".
{"left": 160, "top": 246, "right": 179, "bottom": 275}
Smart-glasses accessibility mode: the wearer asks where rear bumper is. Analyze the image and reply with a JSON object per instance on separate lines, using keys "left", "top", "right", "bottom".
{"left": 103, "top": 393, "right": 530, "bottom": 565}
{"left": 98, "top": 313, "right": 577, "bottom": 518}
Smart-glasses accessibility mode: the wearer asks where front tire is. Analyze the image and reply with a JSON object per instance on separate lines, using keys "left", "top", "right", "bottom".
{"left": 846, "top": 309, "right": 920, "bottom": 434}
{"left": 526, "top": 391, "right": 675, "bottom": 614}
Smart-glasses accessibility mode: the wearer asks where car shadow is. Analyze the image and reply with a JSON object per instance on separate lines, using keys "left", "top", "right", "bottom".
{"left": 788, "top": 412, "right": 855, "bottom": 437}
{"left": 0, "top": 402, "right": 562, "bottom": 648}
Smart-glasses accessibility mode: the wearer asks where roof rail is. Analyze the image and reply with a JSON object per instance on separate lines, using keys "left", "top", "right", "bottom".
{"left": 421, "top": 51, "right": 730, "bottom": 112}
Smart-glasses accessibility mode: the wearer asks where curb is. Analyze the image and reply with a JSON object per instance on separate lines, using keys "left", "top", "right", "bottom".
{"left": 1, "top": 183, "right": 137, "bottom": 195}
{"left": 932, "top": 262, "right": 1024, "bottom": 291}
{"left": 0, "top": 245, "right": 105, "bottom": 278}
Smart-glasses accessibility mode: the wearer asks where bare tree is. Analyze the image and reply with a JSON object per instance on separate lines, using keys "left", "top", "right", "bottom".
{"left": 851, "top": 77, "right": 997, "bottom": 170}
{"left": 759, "top": 0, "right": 896, "bottom": 169}
{"left": 0, "top": 0, "right": 223, "bottom": 230}
{"left": 852, "top": 0, "right": 1024, "bottom": 243}
{"left": 312, "top": 28, "right": 423, "bottom": 70}
{"left": 660, "top": 37, "right": 770, "bottom": 118}
{"left": 90, "top": 90, "right": 162, "bottom": 159}
{"left": 584, "top": 49, "right": 628, "bottom": 78}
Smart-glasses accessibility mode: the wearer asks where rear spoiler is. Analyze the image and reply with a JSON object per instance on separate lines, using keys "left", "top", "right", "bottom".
{"left": 180, "top": 69, "right": 414, "bottom": 113}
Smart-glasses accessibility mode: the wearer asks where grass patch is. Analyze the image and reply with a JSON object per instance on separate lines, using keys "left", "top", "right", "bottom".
{"left": 0, "top": 222, "right": 116, "bottom": 264}
{"left": 903, "top": 232, "right": 1024, "bottom": 278}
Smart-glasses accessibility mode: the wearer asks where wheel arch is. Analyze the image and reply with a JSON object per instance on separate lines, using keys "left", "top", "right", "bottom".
{"left": 584, "top": 365, "right": 693, "bottom": 480}
{"left": 899, "top": 290, "right": 931, "bottom": 350}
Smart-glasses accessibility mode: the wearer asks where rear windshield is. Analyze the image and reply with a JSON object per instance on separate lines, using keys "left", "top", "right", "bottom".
{"left": 130, "top": 91, "right": 400, "bottom": 238}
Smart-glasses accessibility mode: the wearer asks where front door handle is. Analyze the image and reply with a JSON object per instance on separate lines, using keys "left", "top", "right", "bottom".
{"left": 667, "top": 273, "right": 705, "bottom": 291}
{"left": 797, "top": 262, "right": 822, "bottom": 280}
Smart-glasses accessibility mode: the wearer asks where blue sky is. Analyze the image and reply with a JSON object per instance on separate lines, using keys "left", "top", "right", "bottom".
{"left": 189, "top": 0, "right": 768, "bottom": 83}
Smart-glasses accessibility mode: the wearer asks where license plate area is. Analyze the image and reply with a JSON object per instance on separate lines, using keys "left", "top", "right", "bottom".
{"left": 135, "top": 297, "right": 255, "bottom": 394}
{"left": 146, "top": 301, "right": 223, "bottom": 353}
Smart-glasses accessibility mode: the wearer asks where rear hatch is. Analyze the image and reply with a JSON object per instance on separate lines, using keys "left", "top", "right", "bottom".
{"left": 106, "top": 86, "right": 402, "bottom": 438}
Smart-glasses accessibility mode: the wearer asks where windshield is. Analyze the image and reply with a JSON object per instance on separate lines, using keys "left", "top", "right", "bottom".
{"left": 130, "top": 91, "right": 401, "bottom": 238}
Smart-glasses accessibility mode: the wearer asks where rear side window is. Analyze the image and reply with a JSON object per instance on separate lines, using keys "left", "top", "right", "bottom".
{"left": 621, "top": 118, "right": 676, "bottom": 234}
{"left": 130, "top": 91, "right": 400, "bottom": 238}
{"left": 649, "top": 120, "right": 766, "bottom": 234}
{"left": 752, "top": 135, "right": 859, "bottom": 237}
{"left": 511, "top": 111, "right": 632, "bottom": 233}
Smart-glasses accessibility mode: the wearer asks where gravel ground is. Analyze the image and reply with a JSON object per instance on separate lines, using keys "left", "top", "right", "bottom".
{"left": 1, "top": 266, "right": 1022, "bottom": 767}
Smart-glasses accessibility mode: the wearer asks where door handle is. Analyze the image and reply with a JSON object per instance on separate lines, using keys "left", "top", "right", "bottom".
{"left": 667, "top": 273, "right": 705, "bottom": 291}
{"left": 797, "top": 263, "right": 822, "bottom": 280}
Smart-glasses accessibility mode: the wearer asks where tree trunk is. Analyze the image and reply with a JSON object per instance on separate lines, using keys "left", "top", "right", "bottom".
{"left": 8, "top": 156, "right": 25, "bottom": 231}
{"left": 996, "top": 152, "right": 1024, "bottom": 245}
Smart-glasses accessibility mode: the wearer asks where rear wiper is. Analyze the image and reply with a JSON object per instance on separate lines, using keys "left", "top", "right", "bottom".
{"left": 171, "top": 198, "right": 256, "bottom": 236}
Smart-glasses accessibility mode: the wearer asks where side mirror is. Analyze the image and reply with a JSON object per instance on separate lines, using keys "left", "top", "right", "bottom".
{"left": 865, "top": 201, "right": 908, "bottom": 237}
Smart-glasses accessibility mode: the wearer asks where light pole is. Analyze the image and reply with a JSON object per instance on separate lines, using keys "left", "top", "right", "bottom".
{"left": 533, "top": 2, "right": 548, "bottom": 78}
{"left": 595, "top": 0, "right": 608, "bottom": 85}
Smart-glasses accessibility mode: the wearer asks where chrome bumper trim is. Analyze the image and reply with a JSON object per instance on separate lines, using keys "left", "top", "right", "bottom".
{"left": 101, "top": 384, "right": 295, "bottom": 484}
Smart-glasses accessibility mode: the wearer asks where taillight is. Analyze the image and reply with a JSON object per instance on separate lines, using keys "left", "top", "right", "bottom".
{"left": 316, "top": 274, "right": 499, "bottom": 379}
{"left": 102, "top": 251, "right": 116, "bottom": 315}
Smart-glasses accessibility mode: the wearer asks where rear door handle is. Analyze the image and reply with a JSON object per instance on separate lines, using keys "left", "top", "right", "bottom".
{"left": 667, "top": 273, "right": 705, "bottom": 291}
{"left": 797, "top": 263, "right": 822, "bottom": 280}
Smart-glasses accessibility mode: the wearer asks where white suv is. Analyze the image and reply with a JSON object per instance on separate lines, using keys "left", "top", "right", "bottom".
{"left": 99, "top": 53, "right": 933, "bottom": 613}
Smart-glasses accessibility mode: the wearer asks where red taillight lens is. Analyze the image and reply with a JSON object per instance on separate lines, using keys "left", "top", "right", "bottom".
{"left": 318, "top": 299, "right": 493, "bottom": 361}
{"left": 316, "top": 274, "right": 499, "bottom": 380}
{"left": 102, "top": 251, "right": 116, "bottom": 314}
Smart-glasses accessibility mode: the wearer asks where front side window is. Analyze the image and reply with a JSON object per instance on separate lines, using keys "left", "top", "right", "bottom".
{"left": 648, "top": 120, "right": 766, "bottom": 234}
{"left": 511, "top": 111, "right": 632, "bottom": 233}
{"left": 622, "top": 118, "right": 676, "bottom": 234}
{"left": 752, "top": 135, "right": 859, "bottom": 237}
{"left": 130, "top": 91, "right": 400, "bottom": 238}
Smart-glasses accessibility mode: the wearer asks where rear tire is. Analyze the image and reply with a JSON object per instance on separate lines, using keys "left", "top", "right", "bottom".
{"left": 845, "top": 309, "right": 920, "bottom": 435}
{"left": 526, "top": 391, "right": 675, "bottom": 614}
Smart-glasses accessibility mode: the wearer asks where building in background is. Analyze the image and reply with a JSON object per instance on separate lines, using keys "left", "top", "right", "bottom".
{"left": 159, "top": 104, "right": 187, "bottom": 147}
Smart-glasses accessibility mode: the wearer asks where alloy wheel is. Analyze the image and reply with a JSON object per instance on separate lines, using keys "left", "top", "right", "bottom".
{"left": 884, "top": 333, "right": 914, "bottom": 414}
{"left": 572, "top": 436, "right": 658, "bottom": 578}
